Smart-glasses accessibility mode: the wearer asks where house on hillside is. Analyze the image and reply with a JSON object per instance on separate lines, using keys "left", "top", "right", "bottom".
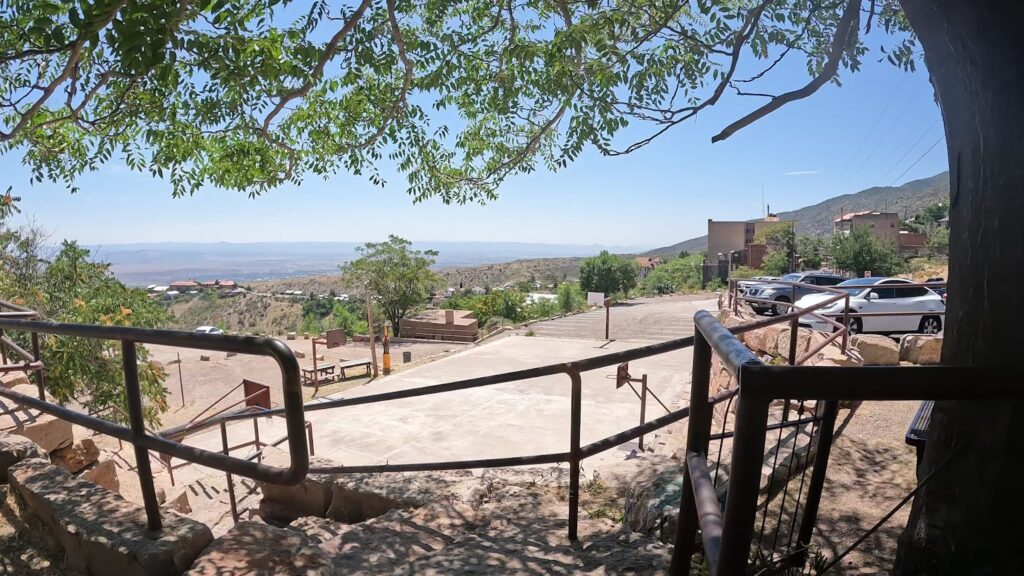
{"left": 898, "top": 231, "right": 929, "bottom": 257}
{"left": 635, "top": 256, "right": 664, "bottom": 280}
{"left": 833, "top": 210, "right": 899, "bottom": 245}
{"left": 169, "top": 281, "right": 199, "bottom": 292}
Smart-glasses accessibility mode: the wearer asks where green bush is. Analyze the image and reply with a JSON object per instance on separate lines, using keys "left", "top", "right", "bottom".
{"left": 641, "top": 254, "right": 705, "bottom": 294}
{"left": 729, "top": 266, "right": 763, "bottom": 279}
{"left": 556, "top": 282, "right": 586, "bottom": 313}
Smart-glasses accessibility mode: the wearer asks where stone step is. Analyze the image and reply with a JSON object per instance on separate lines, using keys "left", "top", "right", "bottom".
{"left": 8, "top": 458, "right": 213, "bottom": 576}
{"left": 0, "top": 385, "right": 73, "bottom": 453}
{"left": 185, "top": 521, "right": 331, "bottom": 575}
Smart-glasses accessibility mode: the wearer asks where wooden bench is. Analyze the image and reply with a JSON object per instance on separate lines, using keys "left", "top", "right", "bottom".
{"left": 301, "top": 364, "right": 337, "bottom": 387}
{"left": 339, "top": 360, "right": 372, "bottom": 380}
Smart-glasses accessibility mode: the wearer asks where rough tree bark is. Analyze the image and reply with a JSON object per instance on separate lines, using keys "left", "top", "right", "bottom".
{"left": 895, "top": 1, "right": 1024, "bottom": 573}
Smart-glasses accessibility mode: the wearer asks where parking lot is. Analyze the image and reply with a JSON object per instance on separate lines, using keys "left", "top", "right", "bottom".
{"left": 518, "top": 293, "right": 718, "bottom": 341}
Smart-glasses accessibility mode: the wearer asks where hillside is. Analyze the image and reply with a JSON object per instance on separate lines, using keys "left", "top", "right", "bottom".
{"left": 644, "top": 172, "right": 950, "bottom": 256}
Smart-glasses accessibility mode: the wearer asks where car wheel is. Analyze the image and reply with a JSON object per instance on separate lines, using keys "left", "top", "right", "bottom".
{"left": 771, "top": 296, "right": 790, "bottom": 316}
{"left": 847, "top": 317, "right": 863, "bottom": 335}
{"left": 919, "top": 316, "right": 942, "bottom": 334}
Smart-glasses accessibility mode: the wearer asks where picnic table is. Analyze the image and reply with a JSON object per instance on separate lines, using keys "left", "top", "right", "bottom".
{"left": 339, "top": 359, "right": 372, "bottom": 380}
{"left": 301, "top": 364, "right": 337, "bottom": 387}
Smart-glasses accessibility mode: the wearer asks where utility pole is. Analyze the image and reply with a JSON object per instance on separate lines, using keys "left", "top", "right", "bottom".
{"left": 366, "top": 293, "right": 379, "bottom": 378}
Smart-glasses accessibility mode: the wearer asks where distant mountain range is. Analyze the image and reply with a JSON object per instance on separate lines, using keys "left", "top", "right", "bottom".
{"left": 90, "top": 240, "right": 651, "bottom": 286}
{"left": 643, "top": 172, "right": 951, "bottom": 257}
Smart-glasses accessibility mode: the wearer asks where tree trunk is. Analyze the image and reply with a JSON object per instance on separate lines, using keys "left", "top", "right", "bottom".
{"left": 895, "top": 1, "right": 1024, "bottom": 573}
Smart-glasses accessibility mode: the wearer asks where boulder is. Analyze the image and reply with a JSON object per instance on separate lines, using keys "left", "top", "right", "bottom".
{"left": 225, "top": 352, "right": 237, "bottom": 358}
{"left": 900, "top": 334, "right": 943, "bottom": 365}
{"left": 185, "top": 521, "right": 331, "bottom": 576}
{"left": 851, "top": 334, "right": 900, "bottom": 366}
{"left": 0, "top": 433, "right": 48, "bottom": 482}
{"left": 743, "top": 324, "right": 786, "bottom": 355}
{"left": 8, "top": 458, "right": 213, "bottom": 576}
{"left": 286, "top": 332, "right": 297, "bottom": 340}
{"left": 199, "top": 355, "right": 211, "bottom": 362}
{"left": 776, "top": 327, "right": 829, "bottom": 362}
{"left": 81, "top": 459, "right": 120, "bottom": 494}
{"left": 51, "top": 438, "right": 99, "bottom": 473}
{"left": 0, "top": 393, "right": 73, "bottom": 453}
{"left": 294, "top": 351, "right": 306, "bottom": 359}
{"left": 807, "top": 345, "right": 860, "bottom": 367}
{"left": 0, "top": 371, "right": 30, "bottom": 389}
{"left": 165, "top": 489, "right": 192, "bottom": 514}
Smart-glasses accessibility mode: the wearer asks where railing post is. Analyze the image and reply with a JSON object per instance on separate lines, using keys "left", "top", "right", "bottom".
{"left": 30, "top": 332, "right": 45, "bottom": 401}
{"left": 252, "top": 417, "right": 262, "bottom": 463}
{"left": 221, "top": 420, "right": 239, "bottom": 523}
{"left": 794, "top": 400, "right": 839, "bottom": 566}
{"left": 567, "top": 367, "right": 583, "bottom": 542}
{"left": 670, "top": 328, "right": 714, "bottom": 575}
{"left": 841, "top": 294, "right": 851, "bottom": 351}
{"left": 0, "top": 328, "right": 7, "bottom": 365}
{"left": 121, "top": 341, "right": 162, "bottom": 533}
{"left": 638, "top": 374, "right": 648, "bottom": 452}
{"left": 717, "top": 381, "right": 770, "bottom": 576}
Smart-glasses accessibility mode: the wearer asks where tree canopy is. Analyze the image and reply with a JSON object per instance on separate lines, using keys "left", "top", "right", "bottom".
{"left": 1, "top": 0, "right": 915, "bottom": 202}
{"left": 830, "top": 226, "right": 905, "bottom": 278}
{"left": 579, "top": 251, "right": 639, "bottom": 297}
{"left": 340, "top": 235, "right": 439, "bottom": 336}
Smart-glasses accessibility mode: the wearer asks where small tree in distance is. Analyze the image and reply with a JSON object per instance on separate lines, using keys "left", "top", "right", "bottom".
{"left": 340, "top": 236, "right": 440, "bottom": 337}
{"left": 830, "top": 227, "right": 906, "bottom": 278}
{"left": 578, "top": 251, "right": 639, "bottom": 299}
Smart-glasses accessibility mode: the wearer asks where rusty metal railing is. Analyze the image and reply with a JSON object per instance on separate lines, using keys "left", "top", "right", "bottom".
{"left": 0, "top": 312, "right": 309, "bottom": 533}
{"left": 673, "top": 310, "right": 1014, "bottom": 575}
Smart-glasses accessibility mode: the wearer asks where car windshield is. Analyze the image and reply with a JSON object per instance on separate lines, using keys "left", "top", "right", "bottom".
{"left": 780, "top": 274, "right": 802, "bottom": 282}
{"left": 835, "top": 277, "right": 879, "bottom": 296}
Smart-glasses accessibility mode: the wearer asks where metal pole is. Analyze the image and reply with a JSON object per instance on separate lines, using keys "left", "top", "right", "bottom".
{"left": 788, "top": 318, "right": 799, "bottom": 366}
{"left": 121, "top": 341, "right": 162, "bottom": 533}
{"left": 794, "top": 400, "right": 840, "bottom": 565}
{"left": 252, "top": 417, "right": 262, "bottom": 464}
{"left": 670, "top": 329, "right": 713, "bottom": 575}
{"left": 176, "top": 352, "right": 184, "bottom": 408}
{"left": 220, "top": 420, "right": 238, "bottom": 523}
{"left": 841, "top": 294, "right": 851, "bottom": 351}
{"left": 30, "top": 331, "right": 45, "bottom": 401}
{"left": 0, "top": 328, "right": 7, "bottom": 364}
{"left": 716, "top": 394, "right": 770, "bottom": 575}
{"left": 638, "top": 375, "right": 648, "bottom": 452}
{"left": 366, "top": 294, "right": 379, "bottom": 378}
{"left": 312, "top": 338, "right": 319, "bottom": 393}
{"left": 567, "top": 368, "right": 583, "bottom": 542}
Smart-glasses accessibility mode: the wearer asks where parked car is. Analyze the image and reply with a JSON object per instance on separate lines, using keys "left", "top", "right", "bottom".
{"left": 735, "top": 276, "right": 777, "bottom": 295}
{"left": 925, "top": 277, "right": 947, "bottom": 304}
{"left": 744, "top": 271, "right": 847, "bottom": 315}
{"left": 794, "top": 277, "right": 945, "bottom": 335}
{"left": 193, "top": 326, "right": 225, "bottom": 335}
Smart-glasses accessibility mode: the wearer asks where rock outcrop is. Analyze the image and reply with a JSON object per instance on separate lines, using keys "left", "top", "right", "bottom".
{"left": 900, "top": 334, "right": 943, "bottom": 365}
{"left": 0, "top": 433, "right": 48, "bottom": 482}
{"left": 851, "top": 334, "right": 900, "bottom": 366}
{"left": 8, "top": 458, "right": 212, "bottom": 576}
{"left": 185, "top": 521, "right": 331, "bottom": 576}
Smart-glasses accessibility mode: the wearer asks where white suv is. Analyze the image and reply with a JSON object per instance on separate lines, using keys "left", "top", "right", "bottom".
{"left": 795, "top": 277, "right": 944, "bottom": 335}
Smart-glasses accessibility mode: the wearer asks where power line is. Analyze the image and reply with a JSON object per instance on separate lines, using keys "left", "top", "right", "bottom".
{"left": 879, "top": 119, "right": 940, "bottom": 183}
{"left": 839, "top": 76, "right": 908, "bottom": 180}
{"left": 889, "top": 136, "right": 944, "bottom": 186}
{"left": 850, "top": 91, "right": 917, "bottom": 177}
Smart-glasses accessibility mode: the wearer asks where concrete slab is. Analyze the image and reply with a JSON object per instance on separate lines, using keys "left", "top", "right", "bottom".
{"left": 179, "top": 334, "right": 693, "bottom": 476}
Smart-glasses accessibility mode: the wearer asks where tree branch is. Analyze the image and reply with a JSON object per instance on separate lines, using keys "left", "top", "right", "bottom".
{"left": 711, "top": 0, "right": 860, "bottom": 143}
{"left": 261, "top": 0, "right": 372, "bottom": 135}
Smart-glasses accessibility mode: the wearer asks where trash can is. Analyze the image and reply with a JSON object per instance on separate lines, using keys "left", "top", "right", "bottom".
{"left": 402, "top": 351, "right": 412, "bottom": 364}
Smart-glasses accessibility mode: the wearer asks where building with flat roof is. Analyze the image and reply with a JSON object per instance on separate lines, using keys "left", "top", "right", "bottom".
{"left": 707, "top": 215, "right": 794, "bottom": 270}
{"left": 399, "top": 309, "right": 479, "bottom": 342}
{"left": 833, "top": 210, "right": 899, "bottom": 245}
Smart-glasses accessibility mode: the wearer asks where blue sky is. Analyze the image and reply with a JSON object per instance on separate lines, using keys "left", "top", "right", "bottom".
{"left": 4, "top": 32, "right": 947, "bottom": 250}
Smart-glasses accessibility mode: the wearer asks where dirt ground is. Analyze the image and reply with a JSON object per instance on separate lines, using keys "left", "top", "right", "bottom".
{"left": 147, "top": 337, "right": 469, "bottom": 431}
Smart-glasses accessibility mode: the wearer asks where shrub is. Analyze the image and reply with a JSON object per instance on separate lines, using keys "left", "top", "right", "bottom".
{"left": 556, "top": 282, "right": 586, "bottom": 313}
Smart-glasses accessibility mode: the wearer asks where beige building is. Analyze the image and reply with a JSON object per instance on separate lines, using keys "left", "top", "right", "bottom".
{"left": 833, "top": 210, "right": 899, "bottom": 245}
{"left": 634, "top": 256, "right": 664, "bottom": 279}
{"left": 707, "top": 216, "right": 793, "bottom": 268}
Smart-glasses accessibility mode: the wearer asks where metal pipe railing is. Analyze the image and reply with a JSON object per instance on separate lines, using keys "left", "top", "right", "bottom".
{"left": 0, "top": 315, "right": 309, "bottom": 533}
